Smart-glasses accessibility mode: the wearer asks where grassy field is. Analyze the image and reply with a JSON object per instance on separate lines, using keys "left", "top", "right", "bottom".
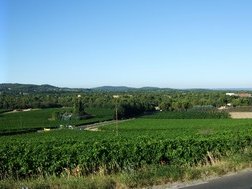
{"left": 0, "top": 107, "right": 113, "bottom": 133}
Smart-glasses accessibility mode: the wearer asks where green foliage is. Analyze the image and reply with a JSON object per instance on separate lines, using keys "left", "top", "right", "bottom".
{"left": 1, "top": 133, "right": 251, "bottom": 179}
{"left": 73, "top": 98, "right": 86, "bottom": 119}
{"left": 116, "top": 101, "right": 145, "bottom": 119}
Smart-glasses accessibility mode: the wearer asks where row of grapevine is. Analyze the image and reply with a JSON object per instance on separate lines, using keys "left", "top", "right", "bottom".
{"left": 1, "top": 134, "right": 251, "bottom": 179}
{"left": 143, "top": 110, "right": 230, "bottom": 119}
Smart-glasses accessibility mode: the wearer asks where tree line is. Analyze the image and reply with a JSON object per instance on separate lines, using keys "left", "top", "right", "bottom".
{"left": 0, "top": 91, "right": 252, "bottom": 119}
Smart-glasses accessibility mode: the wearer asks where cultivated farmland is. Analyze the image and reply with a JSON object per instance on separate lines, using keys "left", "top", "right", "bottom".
{"left": 0, "top": 107, "right": 113, "bottom": 134}
{"left": 1, "top": 117, "right": 252, "bottom": 180}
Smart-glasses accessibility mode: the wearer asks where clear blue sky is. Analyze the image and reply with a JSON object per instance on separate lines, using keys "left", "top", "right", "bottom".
{"left": 1, "top": 0, "right": 252, "bottom": 88}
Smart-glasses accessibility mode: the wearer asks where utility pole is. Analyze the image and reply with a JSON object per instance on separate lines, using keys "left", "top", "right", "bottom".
{"left": 113, "top": 95, "right": 119, "bottom": 136}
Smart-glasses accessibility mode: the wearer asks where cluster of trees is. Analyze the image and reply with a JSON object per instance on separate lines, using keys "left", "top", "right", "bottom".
{"left": 116, "top": 99, "right": 146, "bottom": 119}
{"left": 73, "top": 97, "right": 87, "bottom": 119}
{"left": 0, "top": 94, "right": 62, "bottom": 109}
{"left": 1, "top": 91, "right": 252, "bottom": 118}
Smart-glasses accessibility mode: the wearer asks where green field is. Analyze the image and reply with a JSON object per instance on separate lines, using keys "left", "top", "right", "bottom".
{"left": 1, "top": 118, "right": 252, "bottom": 180}
{"left": 0, "top": 109, "right": 9, "bottom": 114}
{"left": 103, "top": 118, "right": 252, "bottom": 138}
{"left": 0, "top": 108, "right": 113, "bottom": 133}
{"left": 142, "top": 110, "right": 230, "bottom": 119}
{"left": 4, "top": 118, "right": 252, "bottom": 141}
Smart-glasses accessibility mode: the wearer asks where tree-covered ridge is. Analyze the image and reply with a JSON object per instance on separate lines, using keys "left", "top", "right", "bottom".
{"left": 1, "top": 83, "right": 252, "bottom": 94}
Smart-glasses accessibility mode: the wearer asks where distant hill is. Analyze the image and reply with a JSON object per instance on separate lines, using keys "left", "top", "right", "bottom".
{"left": 93, "top": 86, "right": 176, "bottom": 92}
{"left": 0, "top": 83, "right": 251, "bottom": 93}
{"left": 0, "top": 83, "right": 59, "bottom": 93}
{"left": 92, "top": 86, "right": 134, "bottom": 92}
{"left": 0, "top": 83, "right": 88, "bottom": 93}
{"left": 0, "top": 84, "right": 176, "bottom": 93}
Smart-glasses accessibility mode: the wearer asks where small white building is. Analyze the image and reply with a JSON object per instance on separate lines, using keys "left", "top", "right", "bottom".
{"left": 226, "top": 93, "right": 236, "bottom": 96}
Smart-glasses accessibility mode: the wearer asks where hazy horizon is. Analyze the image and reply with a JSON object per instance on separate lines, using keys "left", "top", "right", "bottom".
{"left": 2, "top": 82, "right": 252, "bottom": 91}
{"left": 1, "top": 0, "right": 252, "bottom": 88}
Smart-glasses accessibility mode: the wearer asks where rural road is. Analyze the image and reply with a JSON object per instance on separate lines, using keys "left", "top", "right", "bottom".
{"left": 152, "top": 170, "right": 252, "bottom": 189}
{"left": 181, "top": 170, "right": 252, "bottom": 189}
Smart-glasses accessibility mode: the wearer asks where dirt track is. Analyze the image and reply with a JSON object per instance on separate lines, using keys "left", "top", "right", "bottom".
{"left": 230, "top": 112, "right": 252, "bottom": 119}
{"left": 78, "top": 118, "right": 134, "bottom": 130}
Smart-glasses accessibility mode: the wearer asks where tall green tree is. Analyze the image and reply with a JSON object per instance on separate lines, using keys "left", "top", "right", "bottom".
{"left": 73, "top": 98, "right": 86, "bottom": 119}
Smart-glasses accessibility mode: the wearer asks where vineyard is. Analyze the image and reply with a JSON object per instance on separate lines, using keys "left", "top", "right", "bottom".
{"left": 0, "top": 108, "right": 113, "bottom": 135}
{"left": 1, "top": 118, "right": 252, "bottom": 180}
{"left": 142, "top": 109, "right": 230, "bottom": 119}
